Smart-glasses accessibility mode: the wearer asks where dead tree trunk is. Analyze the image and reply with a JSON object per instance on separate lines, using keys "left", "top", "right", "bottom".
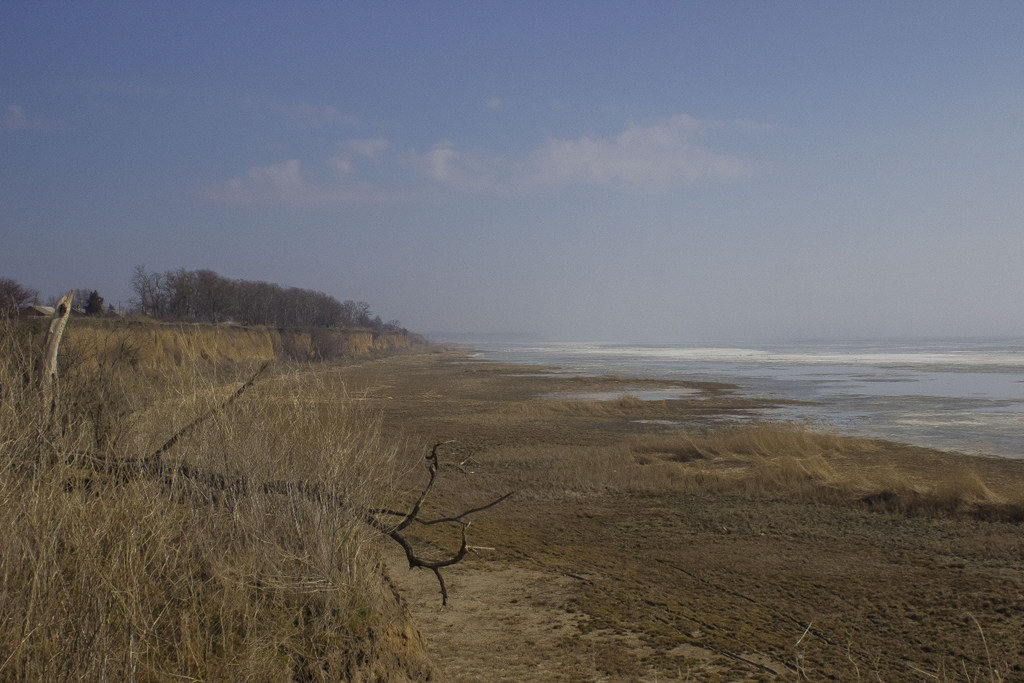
{"left": 41, "top": 290, "right": 73, "bottom": 410}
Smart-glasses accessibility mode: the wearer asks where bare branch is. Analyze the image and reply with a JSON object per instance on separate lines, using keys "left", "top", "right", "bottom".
{"left": 391, "top": 440, "right": 452, "bottom": 532}
{"left": 148, "top": 360, "right": 272, "bottom": 462}
{"left": 360, "top": 441, "right": 514, "bottom": 605}
{"left": 416, "top": 491, "right": 515, "bottom": 526}
{"left": 378, "top": 519, "right": 469, "bottom": 606}
{"left": 368, "top": 491, "right": 515, "bottom": 525}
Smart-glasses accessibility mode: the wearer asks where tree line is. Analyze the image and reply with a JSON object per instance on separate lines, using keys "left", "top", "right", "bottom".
{"left": 1, "top": 271, "right": 406, "bottom": 334}
{"left": 130, "top": 266, "right": 405, "bottom": 332}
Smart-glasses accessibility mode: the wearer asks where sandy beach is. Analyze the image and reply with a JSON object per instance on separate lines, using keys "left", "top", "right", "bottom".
{"left": 333, "top": 348, "right": 1024, "bottom": 680}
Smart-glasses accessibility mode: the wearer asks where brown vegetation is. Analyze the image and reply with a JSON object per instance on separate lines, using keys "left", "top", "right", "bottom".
{"left": 0, "top": 318, "right": 436, "bottom": 679}
{"left": 339, "top": 352, "right": 1024, "bottom": 680}
{"left": 51, "top": 316, "right": 418, "bottom": 371}
{"left": 626, "top": 423, "right": 1024, "bottom": 520}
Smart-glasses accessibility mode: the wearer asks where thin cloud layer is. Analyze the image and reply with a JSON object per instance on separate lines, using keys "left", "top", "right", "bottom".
{"left": 412, "top": 141, "right": 504, "bottom": 191}
{"left": 412, "top": 114, "right": 752, "bottom": 192}
{"left": 342, "top": 138, "right": 389, "bottom": 160}
{"left": 208, "top": 114, "right": 757, "bottom": 205}
{"left": 524, "top": 115, "right": 751, "bottom": 189}
{"left": 0, "top": 104, "right": 45, "bottom": 131}
{"left": 208, "top": 157, "right": 394, "bottom": 205}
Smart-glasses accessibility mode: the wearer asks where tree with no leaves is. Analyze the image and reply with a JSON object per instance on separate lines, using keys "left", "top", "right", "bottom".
{"left": 0, "top": 277, "right": 39, "bottom": 317}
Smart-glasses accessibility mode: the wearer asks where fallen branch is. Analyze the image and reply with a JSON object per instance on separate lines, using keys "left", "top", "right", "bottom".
{"left": 75, "top": 440, "right": 513, "bottom": 606}
{"left": 390, "top": 440, "right": 451, "bottom": 532}
{"left": 366, "top": 442, "right": 514, "bottom": 604}
{"left": 415, "top": 491, "right": 515, "bottom": 526}
{"left": 34, "top": 313, "right": 509, "bottom": 606}
{"left": 378, "top": 517, "right": 468, "bottom": 606}
{"left": 148, "top": 360, "right": 273, "bottom": 462}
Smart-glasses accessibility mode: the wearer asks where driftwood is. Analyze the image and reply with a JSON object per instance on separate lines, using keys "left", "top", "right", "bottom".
{"left": 368, "top": 442, "right": 515, "bottom": 604}
{"left": 147, "top": 360, "right": 273, "bottom": 463}
{"left": 38, "top": 316, "right": 510, "bottom": 606}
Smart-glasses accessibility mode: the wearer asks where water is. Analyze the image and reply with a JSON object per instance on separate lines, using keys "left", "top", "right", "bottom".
{"left": 468, "top": 340, "right": 1024, "bottom": 458}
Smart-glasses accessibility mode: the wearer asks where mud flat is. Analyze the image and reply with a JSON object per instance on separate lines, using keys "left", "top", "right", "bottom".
{"left": 337, "top": 349, "right": 1024, "bottom": 680}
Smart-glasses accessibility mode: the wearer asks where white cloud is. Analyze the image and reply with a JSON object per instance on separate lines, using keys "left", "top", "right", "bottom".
{"left": 410, "top": 142, "right": 501, "bottom": 191}
{"left": 224, "top": 158, "right": 306, "bottom": 202}
{"left": 326, "top": 138, "right": 388, "bottom": 181}
{"left": 206, "top": 114, "right": 758, "bottom": 205}
{"left": 209, "top": 155, "right": 397, "bottom": 205}
{"left": 522, "top": 115, "right": 751, "bottom": 189}
{"left": 409, "top": 114, "right": 754, "bottom": 192}
{"left": 328, "top": 156, "right": 354, "bottom": 175}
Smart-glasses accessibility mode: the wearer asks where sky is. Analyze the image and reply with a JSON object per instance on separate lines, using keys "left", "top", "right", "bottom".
{"left": 2, "top": 2, "right": 1023, "bottom": 342}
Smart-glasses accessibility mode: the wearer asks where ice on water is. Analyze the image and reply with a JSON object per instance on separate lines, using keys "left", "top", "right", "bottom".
{"left": 474, "top": 339, "right": 1024, "bottom": 458}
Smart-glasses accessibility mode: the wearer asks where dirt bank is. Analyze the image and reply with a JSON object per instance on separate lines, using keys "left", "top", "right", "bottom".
{"left": 51, "top": 317, "right": 420, "bottom": 370}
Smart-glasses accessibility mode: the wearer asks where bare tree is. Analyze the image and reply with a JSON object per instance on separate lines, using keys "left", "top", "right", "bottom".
{"left": 0, "top": 277, "right": 39, "bottom": 317}
{"left": 127, "top": 266, "right": 405, "bottom": 332}
{"left": 164, "top": 268, "right": 197, "bottom": 320}
{"left": 353, "top": 301, "right": 373, "bottom": 328}
{"left": 130, "top": 266, "right": 166, "bottom": 317}
{"left": 193, "top": 269, "right": 233, "bottom": 322}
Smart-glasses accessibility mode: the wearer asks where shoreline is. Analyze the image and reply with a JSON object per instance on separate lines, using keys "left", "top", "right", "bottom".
{"left": 333, "top": 349, "right": 1024, "bottom": 679}
{"left": 461, "top": 340, "right": 1024, "bottom": 460}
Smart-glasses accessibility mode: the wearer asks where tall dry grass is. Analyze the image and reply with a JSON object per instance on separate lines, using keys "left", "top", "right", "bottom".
{"left": 630, "top": 423, "right": 1024, "bottom": 518}
{"left": 0, "top": 319, "right": 432, "bottom": 680}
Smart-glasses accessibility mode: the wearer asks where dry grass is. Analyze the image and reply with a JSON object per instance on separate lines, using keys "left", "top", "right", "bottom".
{"left": 468, "top": 401, "right": 1024, "bottom": 521}
{"left": 51, "top": 316, "right": 419, "bottom": 372}
{"left": 60, "top": 317, "right": 279, "bottom": 370}
{"left": 0, "top": 319, "right": 433, "bottom": 680}
{"left": 630, "top": 423, "right": 1024, "bottom": 519}
{"left": 506, "top": 394, "right": 652, "bottom": 419}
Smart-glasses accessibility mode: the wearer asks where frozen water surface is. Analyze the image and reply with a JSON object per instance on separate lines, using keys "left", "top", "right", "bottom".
{"left": 469, "top": 340, "right": 1024, "bottom": 458}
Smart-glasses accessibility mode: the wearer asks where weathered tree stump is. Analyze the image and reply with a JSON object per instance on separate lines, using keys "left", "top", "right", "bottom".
{"left": 41, "top": 290, "right": 73, "bottom": 409}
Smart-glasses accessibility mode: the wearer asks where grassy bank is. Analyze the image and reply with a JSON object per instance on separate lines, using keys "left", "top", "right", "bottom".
{"left": 46, "top": 315, "right": 421, "bottom": 372}
{"left": 0, "top": 319, "right": 434, "bottom": 680}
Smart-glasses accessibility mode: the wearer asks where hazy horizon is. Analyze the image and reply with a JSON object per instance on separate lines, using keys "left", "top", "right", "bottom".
{"left": 427, "top": 332, "right": 1024, "bottom": 346}
{"left": 3, "top": 3, "right": 1024, "bottom": 342}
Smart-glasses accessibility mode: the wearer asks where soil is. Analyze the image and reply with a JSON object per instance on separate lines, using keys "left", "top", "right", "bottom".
{"left": 340, "top": 350, "right": 1024, "bottom": 681}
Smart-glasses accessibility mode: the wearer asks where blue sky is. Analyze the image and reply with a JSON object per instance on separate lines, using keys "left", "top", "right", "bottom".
{"left": 2, "top": 2, "right": 1023, "bottom": 341}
